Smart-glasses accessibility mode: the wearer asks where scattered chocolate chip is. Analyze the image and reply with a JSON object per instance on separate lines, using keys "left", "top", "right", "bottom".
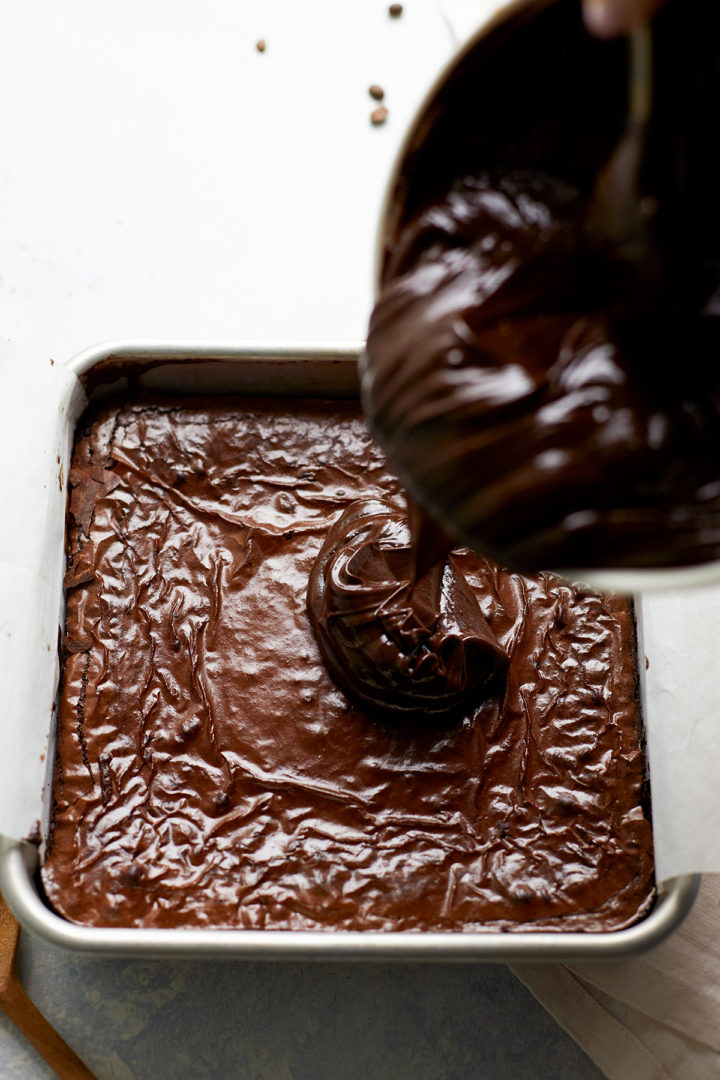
{"left": 369, "top": 84, "right": 385, "bottom": 101}
{"left": 371, "top": 106, "right": 389, "bottom": 126}
{"left": 388, "top": 3, "right": 403, "bottom": 16}
{"left": 256, "top": 39, "right": 266, "bottom": 53}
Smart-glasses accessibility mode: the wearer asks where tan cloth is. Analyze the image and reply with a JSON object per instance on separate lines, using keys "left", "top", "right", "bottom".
{"left": 512, "top": 876, "right": 720, "bottom": 1080}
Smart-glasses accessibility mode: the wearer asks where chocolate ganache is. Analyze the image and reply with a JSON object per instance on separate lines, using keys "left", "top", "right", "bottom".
{"left": 307, "top": 497, "right": 507, "bottom": 715}
{"left": 363, "top": 0, "right": 720, "bottom": 570}
{"left": 43, "top": 395, "right": 653, "bottom": 932}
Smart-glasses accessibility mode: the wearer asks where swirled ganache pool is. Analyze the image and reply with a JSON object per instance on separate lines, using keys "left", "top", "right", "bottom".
{"left": 306, "top": 497, "right": 509, "bottom": 716}
{"left": 42, "top": 395, "right": 654, "bottom": 932}
{"left": 363, "top": 0, "right": 720, "bottom": 570}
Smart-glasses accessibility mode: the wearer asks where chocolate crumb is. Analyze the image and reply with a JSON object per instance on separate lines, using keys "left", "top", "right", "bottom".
{"left": 25, "top": 821, "right": 42, "bottom": 847}
{"left": 388, "top": 3, "right": 403, "bottom": 16}
{"left": 255, "top": 39, "right": 266, "bottom": 53}
{"left": 369, "top": 84, "right": 385, "bottom": 101}
{"left": 371, "top": 106, "right": 389, "bottom": 126}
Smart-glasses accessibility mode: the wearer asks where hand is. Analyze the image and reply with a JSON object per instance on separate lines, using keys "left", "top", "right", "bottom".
{"left": 583, "top": 0, "right": 664, "bottom": 38}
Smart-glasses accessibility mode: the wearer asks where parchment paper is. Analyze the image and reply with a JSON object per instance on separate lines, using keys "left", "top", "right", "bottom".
{"left": 639, "top": 588, "right": 720, "bottom": 882}
{"left": 0, "top": 339, "right": 85, "bottom": 843}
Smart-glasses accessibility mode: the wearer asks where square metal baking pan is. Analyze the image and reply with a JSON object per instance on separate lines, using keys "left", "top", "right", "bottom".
{"left": 0, "top": 340, "right": 699, "bottom": 960}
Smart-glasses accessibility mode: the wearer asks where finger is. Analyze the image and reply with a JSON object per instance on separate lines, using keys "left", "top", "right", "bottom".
{"left": 583, "top": 0, "right": 662, "bottom": 39}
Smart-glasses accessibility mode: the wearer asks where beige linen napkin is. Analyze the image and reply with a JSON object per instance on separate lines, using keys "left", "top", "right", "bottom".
{"left": 512, "top": 876, "right": 720, "bottom": 1080}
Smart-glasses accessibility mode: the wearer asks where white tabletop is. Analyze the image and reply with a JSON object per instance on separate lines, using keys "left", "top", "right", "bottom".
{"left": 0, "top": 0, "right": 455, "bottom": 360}
{"left": 0, "top": 2, "right": 602, "bottom": 1077}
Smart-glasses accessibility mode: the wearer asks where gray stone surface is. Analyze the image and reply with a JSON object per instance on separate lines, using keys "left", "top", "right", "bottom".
{"left": 0, "top": 932, "right": 605, "bottom": 1080}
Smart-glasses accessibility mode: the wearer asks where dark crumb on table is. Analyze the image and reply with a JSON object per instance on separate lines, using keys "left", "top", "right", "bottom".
{"left": 389, "top": 3, "right": 403, "bottom": 16}
{"left": 369, "top": 84, "right": 385, "bottom": 101}
{"left": 255, "top": 39, "right": 266, "bottom": 53}
{"left": 371, "top": 106, "right": 389, "bottom": 126}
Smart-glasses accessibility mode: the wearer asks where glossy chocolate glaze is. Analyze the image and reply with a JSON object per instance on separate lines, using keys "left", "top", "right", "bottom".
{"left": 43, "top": 397, "right": 653, "bottom": 931}
{"left": 363, "top": 0, "right": 720, "bottom": 570}
{"left": 307, "top": 497, "right": 507, "bottom": 715}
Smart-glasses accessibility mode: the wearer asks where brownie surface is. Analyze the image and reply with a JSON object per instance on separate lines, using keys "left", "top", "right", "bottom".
{"left": 42, "top": 396, "right": 654, "bottom": 931}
